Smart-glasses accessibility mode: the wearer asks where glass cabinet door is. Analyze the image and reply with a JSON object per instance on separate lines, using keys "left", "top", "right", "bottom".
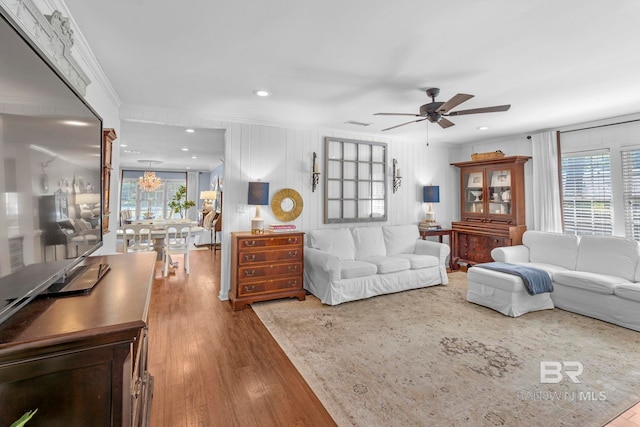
{"left": 487, "top": 168, "right": 512, "bottom": 216}
{"left": 462, "top": 169, "right": 485, "bottom": 215}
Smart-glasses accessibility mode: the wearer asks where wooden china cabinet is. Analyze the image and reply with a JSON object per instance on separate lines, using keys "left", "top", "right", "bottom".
{"left": 450, "top": 156, "right": 531, "bottom": 267}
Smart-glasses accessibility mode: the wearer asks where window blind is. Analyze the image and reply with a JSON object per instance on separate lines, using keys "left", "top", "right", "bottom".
{"left": 561, "top": 150, "right": 612, "bottom": 236}
{"left": 621, "top": 148, "right": 640, "bottom": 240}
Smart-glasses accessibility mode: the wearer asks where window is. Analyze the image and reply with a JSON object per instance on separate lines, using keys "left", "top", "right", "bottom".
{"left": 622, "top": 148, "right": 640, "bottom": 240}
{"left": 324, "top": 137, "right": 387, "bottom": 223}
{"left": 561, "top": 150, "right": 613, "bottom": 236}
{"left": 120, "top": 171, "right": 187, "bottom": 221}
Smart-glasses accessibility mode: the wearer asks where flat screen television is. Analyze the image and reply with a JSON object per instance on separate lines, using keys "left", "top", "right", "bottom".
{"left": 0, "top": 8, "right": 104, "bottom": 324}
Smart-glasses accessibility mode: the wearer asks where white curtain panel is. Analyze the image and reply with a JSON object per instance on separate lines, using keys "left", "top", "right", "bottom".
{"left": 187, "top": 171, "right": 199, "bottom": 221}
{"left": 531, "top": 131, "right": 563, "bottom": 232}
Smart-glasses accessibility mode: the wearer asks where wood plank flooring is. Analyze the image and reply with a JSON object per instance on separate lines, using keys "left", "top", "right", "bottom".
{"left": 147, "top": 249, "right": 336, "bottom": 427}
{"left": 146, "top": 247, "right": 637, "bottom": 427}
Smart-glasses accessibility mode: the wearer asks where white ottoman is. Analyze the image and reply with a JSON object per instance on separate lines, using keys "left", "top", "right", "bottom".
{"left": 467, "top": 266, "right": 554, "bottom": 317}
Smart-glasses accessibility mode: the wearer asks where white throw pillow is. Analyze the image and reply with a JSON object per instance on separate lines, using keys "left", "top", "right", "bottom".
{"left": 351, "top": 227, "right": 386, "bottom": 260}
{"left": 308, "top": 228, "right": 356, "bottom": 261}
{"left": 523, "top": 231, "right": 579, "bottom": 270}
{"left": 383, "top": 224, "right": 419, "bottom": 255}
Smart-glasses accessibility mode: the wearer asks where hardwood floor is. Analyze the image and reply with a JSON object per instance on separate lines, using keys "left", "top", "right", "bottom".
{"left": 146, "top": 247, "right": 637, "bottom": 427}
{"left": 147, "top": 249, "right": 336, "bottom": 427}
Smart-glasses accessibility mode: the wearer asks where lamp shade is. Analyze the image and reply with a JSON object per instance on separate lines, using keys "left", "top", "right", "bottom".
{"left": 423, "top": 185, "right": 440, "bottom": 203}
{"left": 248, "top": 182, "right": 269, "bottom": 205}
{"left": 200, "top": 190, "right": 217, "bottom": 200}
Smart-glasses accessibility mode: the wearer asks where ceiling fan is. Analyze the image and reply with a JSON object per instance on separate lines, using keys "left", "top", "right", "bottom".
{"left": 374, "top": 88, "right": 510, "bottom": 131}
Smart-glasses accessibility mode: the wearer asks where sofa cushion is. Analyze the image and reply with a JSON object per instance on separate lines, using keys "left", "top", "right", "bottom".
{"left": 309, "top": 228, "right": 356, "bottom": 261}
{"left": 553, "top": 271, "right": 631, "bottom": 294}
{"left": 395, "top": 253, "right": 439, "bottom": 270}
{"left": 362, "top": 256, "right": 410, "bottom": 274}
{"left": 522, "top": 231, "right": 579, "bottom": 270}
{"left": 339, "top": 260, "right": 377, "bottom": 279}
{"left": 383, "top": 225, "right": 419, "bottom": 255}
{"left": 352, "top": 227, "right": 386, "bottom": 260}
{"left": 614, "top": 283, "right": 640, "bottom": 303}
{"left": 576, "top": 235, "right": 639, "bottom": 281}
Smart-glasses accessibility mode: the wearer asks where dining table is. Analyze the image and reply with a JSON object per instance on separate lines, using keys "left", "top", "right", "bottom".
{"left": 117, "top": 220, "right": 203, "bottom": 260}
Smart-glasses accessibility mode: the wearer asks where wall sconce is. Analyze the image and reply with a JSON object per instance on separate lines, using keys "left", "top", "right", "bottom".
{"left": 392, "top": 158, "right": 402, "bottom": 193}
{"left": 247, "top": 181, "right": 269, "bottom": 234}
{"left": 422, "top": 185, "right": 440, "bottom": 225}
{"left": 312, "top": 151, "right": 321, "bottom": 192}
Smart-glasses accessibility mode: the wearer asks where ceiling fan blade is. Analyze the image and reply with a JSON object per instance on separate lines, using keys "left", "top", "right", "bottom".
{"left": 436, "top": 93, "right": 474, "bottom": 113}
{"left": 447, "top": 104, "right": 511, "bottom": 116}
{"left": 438, "top": 117, "right": 455, "bottom": 129}
{"left": 382, "top": 118, "right": 427, "bottom": 131}
{"left": 374, "top": 112, "right": 421, "bottom": 117}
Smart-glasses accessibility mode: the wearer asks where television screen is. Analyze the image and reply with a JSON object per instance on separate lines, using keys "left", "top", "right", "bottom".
{"left": 0, "top": 9, "right": 103, "bottom": 324}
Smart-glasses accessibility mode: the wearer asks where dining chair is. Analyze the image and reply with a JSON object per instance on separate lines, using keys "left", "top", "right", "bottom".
{"left": 122, "top": 223, "right": 154, "bottom": 253}
{"left": 162, "top": 223, "right": 193, "bottom": 277}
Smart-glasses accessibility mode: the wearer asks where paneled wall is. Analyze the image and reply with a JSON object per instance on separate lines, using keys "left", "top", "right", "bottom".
{"left": 120, "top": 105, "right": 452, "bottom": 300}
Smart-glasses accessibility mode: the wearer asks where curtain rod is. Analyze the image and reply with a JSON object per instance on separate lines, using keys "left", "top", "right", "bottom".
{"left": 560, "top": 118, "right": 640, "bottom": 134}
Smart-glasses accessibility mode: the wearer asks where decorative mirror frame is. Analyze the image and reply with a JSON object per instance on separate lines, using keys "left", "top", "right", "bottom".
{"left": 323, "top": 137, "right": 387, "bottom": 224}
{"left": 271, "top": 188, "right": 303, "bottom": 222}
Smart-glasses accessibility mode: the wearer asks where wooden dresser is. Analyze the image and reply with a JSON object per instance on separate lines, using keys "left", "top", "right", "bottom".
{"left": 451, "top": 156, "right": 530, "bottom": 267}
{"left": 230, "top": 231, "right": 305, "bottom": 310}
{"left": 0, "top": 252, "right": 155, "bottom": 427}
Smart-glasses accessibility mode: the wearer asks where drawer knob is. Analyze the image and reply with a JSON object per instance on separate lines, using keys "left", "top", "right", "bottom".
{"left": 244, "top": 254, "right": 256, "bottom": 261}
{"left": 288, "top": 250, "right": 298, "bottom": 257}
{"left": 243, "top": 285, "right": 255, "bottom": 292}
{"left": 244, "top": 240, "right": 257, "bottom": 247}
{"left": 244, "top": 270, "right": 256, "bottom": 277}
{"left": 288, "top": 237, "right": 298, "bottom": 243}
{"left": 288, "top": 265, "right": 298, "bottom": 272}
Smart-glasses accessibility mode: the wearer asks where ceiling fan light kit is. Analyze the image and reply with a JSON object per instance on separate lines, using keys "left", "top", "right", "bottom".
{"left": 375, "top": 87, "right": 510, "bottom": 131}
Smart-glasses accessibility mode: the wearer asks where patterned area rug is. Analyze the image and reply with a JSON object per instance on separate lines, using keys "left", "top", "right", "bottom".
{"left": 252, "top": 272, "right": 640, "bottom": 427}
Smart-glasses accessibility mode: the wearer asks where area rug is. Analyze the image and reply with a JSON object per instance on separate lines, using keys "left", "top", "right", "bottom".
{"left": 252, "top": 272, "right": 640, "bottom": 427}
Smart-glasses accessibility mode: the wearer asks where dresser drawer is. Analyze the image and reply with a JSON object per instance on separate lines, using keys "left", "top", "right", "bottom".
{"left": 238, "top": 276, "right": 303, "bottom": 296}
{"left": 238, "top": 235, "right": 302, "bottom": 249}
{"left": 238, "top": 262, "right": 302, "bottom": 280}
{"left": 238, "top": 247, "right": 302, "bottom": 265}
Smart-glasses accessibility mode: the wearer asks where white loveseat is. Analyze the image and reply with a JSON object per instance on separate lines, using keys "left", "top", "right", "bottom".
{"left": 304, "top": 224, "right": 449, "bottom": 305}
{"left": 481, "top": 230, "right": 640, "bottom": 331}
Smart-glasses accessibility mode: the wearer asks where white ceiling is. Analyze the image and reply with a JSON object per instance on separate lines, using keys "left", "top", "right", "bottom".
{"left": 64, "top": 1, "right": 640, "bottom": 156}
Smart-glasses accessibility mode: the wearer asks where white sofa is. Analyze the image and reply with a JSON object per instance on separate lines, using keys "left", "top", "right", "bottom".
{"left": 304, "top": 224, "right": 449, "bottom": 305}
{"left": 481, "top": 230, "right": 640, "bottom": 331}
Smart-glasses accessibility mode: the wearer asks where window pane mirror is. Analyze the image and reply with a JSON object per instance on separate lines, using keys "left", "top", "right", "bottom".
{"left": 324, "top": 137, "right": 387, "bottom": 223}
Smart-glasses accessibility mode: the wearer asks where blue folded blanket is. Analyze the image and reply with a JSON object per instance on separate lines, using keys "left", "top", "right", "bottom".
{"left": 474, "top": 262, "right": 553, "bottom": 295}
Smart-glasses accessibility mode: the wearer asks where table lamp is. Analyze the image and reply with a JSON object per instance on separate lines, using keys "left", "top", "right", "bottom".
{"left": 248, "top": 181, "right": 269, "bottom": 234}
{"left": 200, "top": 190, "right": 217, "bottom": 212}
{"left": 423, "top": 185, "right": 440, "bottom": 224}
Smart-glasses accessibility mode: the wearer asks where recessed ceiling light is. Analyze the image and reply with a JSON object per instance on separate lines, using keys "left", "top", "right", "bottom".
{"left": 181, "top": 148, "right": 189, "bottom": 151}
{"left": 192, "top": 156, "right": 197, "bottom": 159}
{"left": 123, "top": 149, "right": 141, "bottom": 154}
{"left": 185, "top": 129, "right": 195, "bottom": 133}
{"left": 477, "top": 126, "right": 489, "bottom": 131}
{"left": 254, "top": 90, "right": 270, "bottom": 97}
{"left": 120, "top": 143, "right": 127, "bottom": 147}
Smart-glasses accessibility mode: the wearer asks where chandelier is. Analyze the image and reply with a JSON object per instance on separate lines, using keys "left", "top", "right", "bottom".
{"left": 137, "top": 160, "right": 163, "bottom": 192}
{"left": 138, "top": 171, "right": 162, "bottom": 192}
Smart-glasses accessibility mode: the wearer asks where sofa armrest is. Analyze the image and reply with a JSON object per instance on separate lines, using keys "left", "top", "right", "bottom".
{"left": 304, "top": 247, "right": 341, "bottom": 283}
{"left": 414, "top": 240, "right": 450, "bottom": 266}
{"left": 491, "top": 245, "right": 530, "bottom": 263}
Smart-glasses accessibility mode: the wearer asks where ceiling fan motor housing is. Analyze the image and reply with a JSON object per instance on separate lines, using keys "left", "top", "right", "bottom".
{"left": 420, "top": 102, "right": 445, "bottom": 121}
